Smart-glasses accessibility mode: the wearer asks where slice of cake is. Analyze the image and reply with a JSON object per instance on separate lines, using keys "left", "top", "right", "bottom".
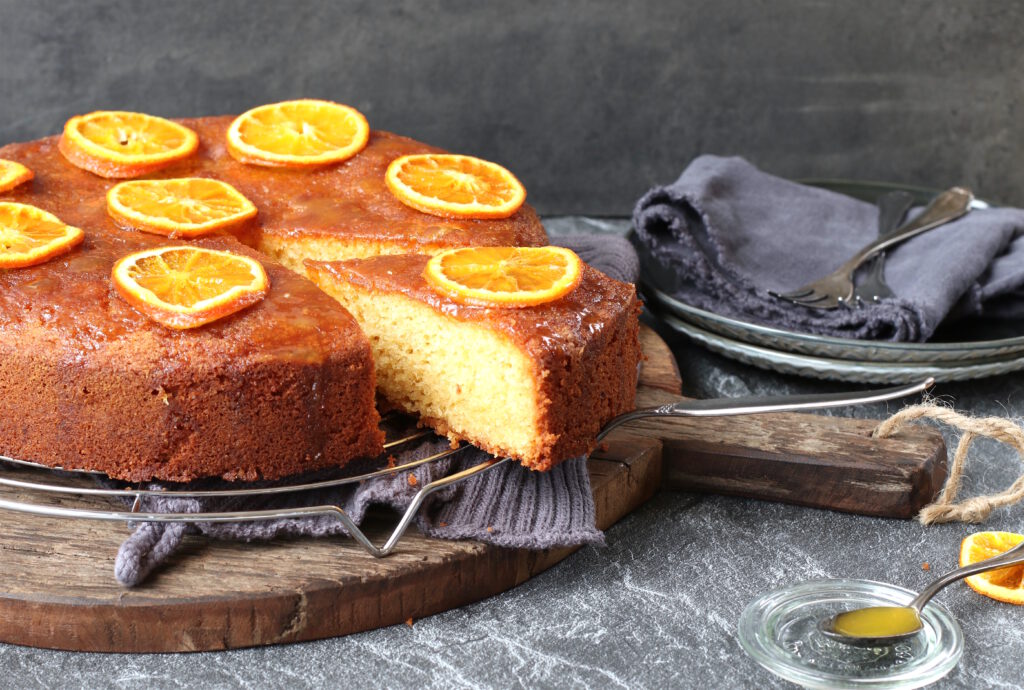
{"left": 306, "top": 253, "right": 643, "bottom": 470}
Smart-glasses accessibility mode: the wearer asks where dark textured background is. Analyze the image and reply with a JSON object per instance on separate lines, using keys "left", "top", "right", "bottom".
{"left": 1, "top": 0, "right": 1022, "bottom": 215}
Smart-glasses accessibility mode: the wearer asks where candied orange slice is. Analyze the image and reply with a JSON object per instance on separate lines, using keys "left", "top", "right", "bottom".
{"left": 385, "top": 153, "right": 526, "bottom": 219}
{"left": 59, "top": 111, "right": 199, "bottom": 178}
{"left": 960, "top": 531, "right": 1024, "bottom": 604}
{"left": 107, "top": 178, "right": 258, "bottom": 239}
{"left": 112, "top": 245, "right": 269, "bottom": 329}
{"left": 226, "top": 99, "right": 370, "bottom": 168}
{"left": 0, "top": 202, "right": 84, "bottom": 268}
{"left": 0, "top": 159, "right": 33, "bottom": 193}
{"left": 423, "top": 246, "right": 582, "bottom": 307}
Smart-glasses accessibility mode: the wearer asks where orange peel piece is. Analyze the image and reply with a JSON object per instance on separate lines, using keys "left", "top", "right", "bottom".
{"left": 423, "top": 246, "right": 582, "bottom": 308}
{"left": 386, "top": 153, "right": 526, "bottom": 219}
{"left": 59, "top": 110, "right": 199, "bottom": 179}
{"left": 0, "top": 202, "right": 84, "bottom": 268}
{"left": 112, "top": 245, "right": 269, "bottom": 329}
{"left": 107, "top": 177, "right": 258, "bottom": 239}
{"left": 227, "top": 99, "right": 370, "bottom": 168}
{"left": 960, "top": 531, "right": 1024, "bottom": 604}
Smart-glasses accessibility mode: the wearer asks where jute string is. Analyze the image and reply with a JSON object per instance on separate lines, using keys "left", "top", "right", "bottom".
{"left": 873, "top": 403, "right": 1024, "bottom": 524}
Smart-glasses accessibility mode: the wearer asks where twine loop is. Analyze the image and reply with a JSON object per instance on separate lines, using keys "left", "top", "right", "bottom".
{"left": 873, "top": 403, "right": 1024, "bottom": 524}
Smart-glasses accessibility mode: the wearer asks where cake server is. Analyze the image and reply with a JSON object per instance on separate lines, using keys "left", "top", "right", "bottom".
{"left": 596, "top": 377, "right": 933, "bottom": 442}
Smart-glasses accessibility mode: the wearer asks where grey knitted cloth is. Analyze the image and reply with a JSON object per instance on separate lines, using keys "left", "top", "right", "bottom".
{"left": 633, "top": 155, "right": 1024, "bottom": 341}
{"left": 114, "top": 233, "right": 641, "bottom": 587}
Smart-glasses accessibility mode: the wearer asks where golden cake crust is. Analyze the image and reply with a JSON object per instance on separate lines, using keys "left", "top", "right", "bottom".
{"left": 307, "top": 254, "right": 643, "bottom": 469}
{"left": 0, "top": 229, "right": 384, "bottom": 481}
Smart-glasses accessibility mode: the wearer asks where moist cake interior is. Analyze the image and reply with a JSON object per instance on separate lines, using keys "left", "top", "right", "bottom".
{"left": 307, "top": 254, "right": 642, "bottom": 470}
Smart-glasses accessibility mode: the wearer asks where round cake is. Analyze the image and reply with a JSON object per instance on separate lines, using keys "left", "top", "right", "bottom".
{"left": 0, "top": 109, "right": 548, "bottom": 482}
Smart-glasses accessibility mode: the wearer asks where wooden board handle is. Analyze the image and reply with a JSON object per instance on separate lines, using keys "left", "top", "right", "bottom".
{"left": 629, "top": 387, "right": 948, "bottom": 519}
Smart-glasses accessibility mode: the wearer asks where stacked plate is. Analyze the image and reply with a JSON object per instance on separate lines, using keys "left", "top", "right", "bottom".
{"left": 640, "top": 181, "right": 1024, "bottom": 384}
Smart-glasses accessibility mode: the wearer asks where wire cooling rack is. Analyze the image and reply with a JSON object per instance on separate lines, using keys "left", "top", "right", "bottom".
{"left": 0, "top": 415, "right": 510, "bottom": 557}
{"left": 0, "top": 379, "right": 932, "bottom": 557}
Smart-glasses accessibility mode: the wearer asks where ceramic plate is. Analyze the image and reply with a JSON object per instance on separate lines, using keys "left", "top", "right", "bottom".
{"left": 650, "top": 309, "right": 1024, "bottom": 384}
{"left": 638, "top": 180, "right": 1024, "bottom": 380}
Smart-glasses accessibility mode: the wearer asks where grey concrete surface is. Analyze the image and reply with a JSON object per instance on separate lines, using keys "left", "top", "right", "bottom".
{"left": 2, "top": 218, "right": 1024, "bottom": 688}
{"left": 2, "top": 1, "right": 1024, "bottom": 214}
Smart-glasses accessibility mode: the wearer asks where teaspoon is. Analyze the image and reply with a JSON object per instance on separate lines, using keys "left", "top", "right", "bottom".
{"left": 821, "top": 539, "right": 1024, "bottom": 646}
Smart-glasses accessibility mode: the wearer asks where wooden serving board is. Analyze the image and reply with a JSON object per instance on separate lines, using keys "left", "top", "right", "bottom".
{"left": 0, "top": 327, "right": 947, "bottom": 653}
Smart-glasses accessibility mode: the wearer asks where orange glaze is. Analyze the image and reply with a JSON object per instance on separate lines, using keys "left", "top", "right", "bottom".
{"left": 0, "top": 116, "right": 547, "bottom": 357}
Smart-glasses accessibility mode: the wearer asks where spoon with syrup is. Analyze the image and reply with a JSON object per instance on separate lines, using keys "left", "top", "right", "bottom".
{"left": 822, "top": 539, "right": 1024, "bottom": 647}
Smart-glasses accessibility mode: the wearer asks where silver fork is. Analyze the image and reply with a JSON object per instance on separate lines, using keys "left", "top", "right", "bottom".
{"left": 770, "top": 187, "right": 974, "bottom": 309}
{"left": 851, "top": 190, "right": 914, "bottom": 306}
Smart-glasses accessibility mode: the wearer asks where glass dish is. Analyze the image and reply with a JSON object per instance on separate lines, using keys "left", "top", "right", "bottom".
{"left": 738, "top": 578, "right": 963, "bottom": 689}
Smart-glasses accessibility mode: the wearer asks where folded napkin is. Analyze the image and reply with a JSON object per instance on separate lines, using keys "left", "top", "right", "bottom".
{"left": 114, "top": 233, "right": 640, "bottom": 587}
{"left": 633, "top": 155, "right": 1024, "bottom": 341}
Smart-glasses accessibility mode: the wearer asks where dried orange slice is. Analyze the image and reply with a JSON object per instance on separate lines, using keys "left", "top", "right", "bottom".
{"left": 960, "top": 531, "right": 1024, "bottom": 604}
{"left": 386, "top": 153, "right": 526, "bottom": 219}
{"left": 0, "top": 202, "right": 84, "bottom": 268}
{"left": 423, "top": 246, "right": 582, "bottom": 307}
{"left": 226, "top": 99, "right": 370, "bottom": 168}
{"left": 59, "top": 111, "right": 199, "bottom": 178}
{"left": 0, "top": 159, "right": 33, "bottom": 192}
{"left": 112, "top": 246, "right": 269, "bottom": 329}
{"left": 107, "top": 178, "right": 258, "bottom": 239}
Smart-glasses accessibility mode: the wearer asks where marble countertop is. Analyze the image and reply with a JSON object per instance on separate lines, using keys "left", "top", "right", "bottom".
{"left": 4, "top": 219, "right": 1022, "bottom": 689}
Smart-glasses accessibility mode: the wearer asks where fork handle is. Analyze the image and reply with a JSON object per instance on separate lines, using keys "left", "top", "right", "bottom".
{"left": 840, "top": 187, "right": 974, "bottom": 274}
{"left": 877, "top": 191, "right": 916, "bottom": 241}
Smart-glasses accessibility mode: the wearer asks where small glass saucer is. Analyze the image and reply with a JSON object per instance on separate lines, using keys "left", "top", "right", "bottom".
{"left": 738, "top": 579, "right": 963, "bottom": 689}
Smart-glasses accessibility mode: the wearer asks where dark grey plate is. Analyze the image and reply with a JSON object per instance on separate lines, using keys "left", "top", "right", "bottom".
{"left": 649, "top": 309, "right": 1024, "bottom": 384}
{"left": 638, "top": 180, "right": 1024, "bottom": 373}
{"left": 643, "top": 283, "right": 1024, "bottom": 365}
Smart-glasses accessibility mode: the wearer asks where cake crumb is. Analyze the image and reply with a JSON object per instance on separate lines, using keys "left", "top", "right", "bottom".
{"left": 405, "top": 617, "right": 414, "bottom": 627}
{"left": 408, "top": 474, "right": 418, "bottom": 487}
{"left": 386, "top": 455, "right": 397, "bottom": 469}
{"left": 486, "top": 526, "right": 494, "bottom": 533}
{"left": 922, "top": 562, "right": 930, "bottom": 571}
{"left": 439, "top": 522, "right": 448, "bottom": 527}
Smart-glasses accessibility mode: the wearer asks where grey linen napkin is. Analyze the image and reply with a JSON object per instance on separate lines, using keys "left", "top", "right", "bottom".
{"left": 114, "top": 233, "right": 641, "bottom": 587}
{"left": 633, "top": 155, "right": 1024, "bottom": 341}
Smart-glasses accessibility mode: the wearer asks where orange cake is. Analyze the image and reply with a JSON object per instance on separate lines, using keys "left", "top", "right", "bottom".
{"left": 306, "top": 253, "right": 643, "bottom": 470}
{"left": 0, "top": 105, "right": 549, "bottom": 481}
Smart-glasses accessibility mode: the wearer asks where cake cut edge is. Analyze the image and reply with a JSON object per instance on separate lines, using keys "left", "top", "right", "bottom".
{"left": 306, "top": 254, "right": 643, "bottom": 471}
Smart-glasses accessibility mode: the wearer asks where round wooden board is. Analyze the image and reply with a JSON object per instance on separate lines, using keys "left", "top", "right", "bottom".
{"left": 0, "top": 326, "right": 680, "bottom": 653}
